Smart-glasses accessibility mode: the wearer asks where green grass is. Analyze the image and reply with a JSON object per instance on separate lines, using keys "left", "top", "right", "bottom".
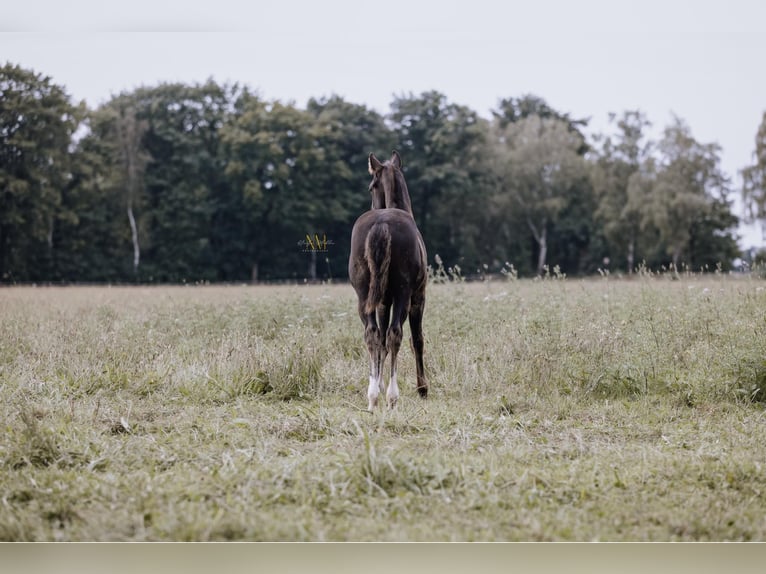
{"left": 2, "top": 274, "right": 766, "bottom": 541}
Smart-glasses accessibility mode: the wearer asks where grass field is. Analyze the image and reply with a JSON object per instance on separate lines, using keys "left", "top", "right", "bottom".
{"left": 2, "top": 271, "right": 766, "bottom": 541}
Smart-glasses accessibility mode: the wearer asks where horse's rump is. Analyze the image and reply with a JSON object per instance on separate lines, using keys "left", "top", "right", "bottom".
{"left": 350, "top": 209, "right": 426, "bottom": 306}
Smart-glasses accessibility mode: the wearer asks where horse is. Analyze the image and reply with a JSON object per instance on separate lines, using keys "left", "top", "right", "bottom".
{"left": 348, "top": 150, "right": 428, "bottom": 410}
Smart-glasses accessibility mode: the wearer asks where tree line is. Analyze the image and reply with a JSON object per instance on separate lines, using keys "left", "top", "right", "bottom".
{"left": 2, "top": 61, "right": 764, "bottom": 283}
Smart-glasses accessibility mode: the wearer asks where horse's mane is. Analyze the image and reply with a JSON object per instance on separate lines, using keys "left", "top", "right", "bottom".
{"left": 390, "top": 166, "right": 414, "bottom": 216}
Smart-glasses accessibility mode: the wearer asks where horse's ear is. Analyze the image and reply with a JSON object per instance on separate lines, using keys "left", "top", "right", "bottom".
{"left": 368, "top": 153, "right": 383, "bottom": 175}
{"left": 391, "top": 150, "right": 402, "bottom": 169}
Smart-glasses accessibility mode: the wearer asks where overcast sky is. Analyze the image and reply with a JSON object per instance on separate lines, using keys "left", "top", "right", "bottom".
{"left": 3, "top": 0, "right": 765, "bottom": 246}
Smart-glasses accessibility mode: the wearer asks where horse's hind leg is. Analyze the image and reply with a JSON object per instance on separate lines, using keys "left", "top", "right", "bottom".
{"left": 409, "top": 293, "right": 427, "bottom": 399}
{"left": 385, "top": 296, "right": 409, "bottom": 409}
{"left": 359, "top": 299, "right": 383, "bottom": 411}
{"left": 377, "top": 303, "right": 391, "bottom": 397}
{"left": 365, "top": 317, "right": 384, "bottom": 411}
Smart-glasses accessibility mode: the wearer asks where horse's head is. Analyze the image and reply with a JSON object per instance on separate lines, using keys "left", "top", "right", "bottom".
{"left": 368, "top": 150, "right": 414, "bottom": 216}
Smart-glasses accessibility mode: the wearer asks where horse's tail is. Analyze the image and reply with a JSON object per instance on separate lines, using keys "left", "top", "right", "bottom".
{"left": 364, "top": 222, "right": 391, "bottom": 314}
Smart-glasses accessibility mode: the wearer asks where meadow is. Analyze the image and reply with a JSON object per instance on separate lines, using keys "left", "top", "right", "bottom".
{"left": 2, "top": 269, "right": 766, "bottom": 541}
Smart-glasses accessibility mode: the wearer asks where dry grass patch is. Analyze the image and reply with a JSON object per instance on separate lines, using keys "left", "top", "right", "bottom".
{"left": 2, "top": 275, "right": 766, "bottom": 540}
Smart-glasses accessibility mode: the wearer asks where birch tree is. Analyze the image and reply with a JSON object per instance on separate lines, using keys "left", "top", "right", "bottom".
{"left": 646, "top": 117, "right": 732, "bottom": 270}
{"left": 114, "top": 106, "right": 148, "bottom": 274}
{"left": 591, "top": 111, "right": 652, "bottom": 273}
{"left": 492, "top": 115, "right": 588, "bottom": 275}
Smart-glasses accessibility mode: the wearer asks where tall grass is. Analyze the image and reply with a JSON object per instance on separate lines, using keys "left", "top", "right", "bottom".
{"left": 1, "top": 274, "right": 766, "bottom": 541}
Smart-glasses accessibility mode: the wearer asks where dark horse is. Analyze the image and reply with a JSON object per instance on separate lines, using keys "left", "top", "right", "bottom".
{"left": 349, "top": 151, "right": 428, "bottom": 410}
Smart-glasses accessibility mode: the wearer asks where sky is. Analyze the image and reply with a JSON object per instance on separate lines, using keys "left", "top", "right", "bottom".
{"left": 3, "top": 0, "right": 766, "bottom": 246}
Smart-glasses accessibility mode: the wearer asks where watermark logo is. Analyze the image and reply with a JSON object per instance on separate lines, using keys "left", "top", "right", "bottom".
{"left": 298, "top": 233, "right": 334, "bottom": 253}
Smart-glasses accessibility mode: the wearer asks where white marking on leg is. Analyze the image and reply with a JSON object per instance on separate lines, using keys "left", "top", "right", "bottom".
{"left": 378, "top": 346, "right": 387, "bottom": 396}
{"left": 368, "top": 374, "right": 379, "bottom": 411}
{"left": 387, "top": 362, "right": 399, "bottom": 409}
{"left": 367, "top": 345, "right": 382, "bottom": 411}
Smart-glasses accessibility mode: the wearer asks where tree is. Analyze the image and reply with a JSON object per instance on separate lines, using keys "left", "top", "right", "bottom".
{"left": 625, "top": 158, "right": 661, "bottom": 266}
{"left": 117, "top": 80, "right": 237, "bottom": 282}
{"left": 491, "top": 115, "right": 589, "bottom": 275}
{"left": 88, "top": 102, "right": 150, "bottom": 275}
{"left": 53, "top": 128, "right": 131, "bottom": 282}
{"left": 388, "top": 91, "right": 490, "bottom": 268}
{"left": 493, "top": 94, "right": 589, "bottom": 154}
{"left": 591, "top": 110, "right": 653, "bottom": 273}
{"left": 688, "top": 196, "right": 740, "bottom": 270}
{"left": 0, "top": 63, "right": 84, "bottom": 281}
{"left": 114, "top": 106, "right": 149, "bottom": 274}
{"left": 222, "top": 93, "right": 334, "bottom": 281}
{"left": 306, "top": 95, "right": 391, "bottom": 279}
{"left": 742, "top": 111, "right": 766, "bottom": 222}
{"left": 644, "top": 116, "right": 736, "bottom": 269}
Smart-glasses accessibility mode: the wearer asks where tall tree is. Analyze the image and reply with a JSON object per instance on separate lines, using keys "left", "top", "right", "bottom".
{"left": 306, "top": 95, "right": 390, "bottom": 279}
{"left": 591, "top": 110, "right": 653, "bottom": 273}
{"left": 388, "top": 91, "right": 489, "bottom": 268}
{"left": 645, "top": 116, "right": 735, "bottom": 269}
{"left": 491, "top": 115, "right": 589, "bottom": 275}
{"left": 222, "top": 94, "right": 333, "bottom": 280}
{"left": 88, "top": 103, "right": 150, "bottom": 275}
{"left": 0, "top": 63, "right": 84, "bottom": 281}
{"left": 119, "top": 80, "right": 237, "bottom": 282}
{"left": 114, "top": 106, "right": 148, "bottom": 274}
{"left": 53, "top": 127, "right": 129, "bottom": 281}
